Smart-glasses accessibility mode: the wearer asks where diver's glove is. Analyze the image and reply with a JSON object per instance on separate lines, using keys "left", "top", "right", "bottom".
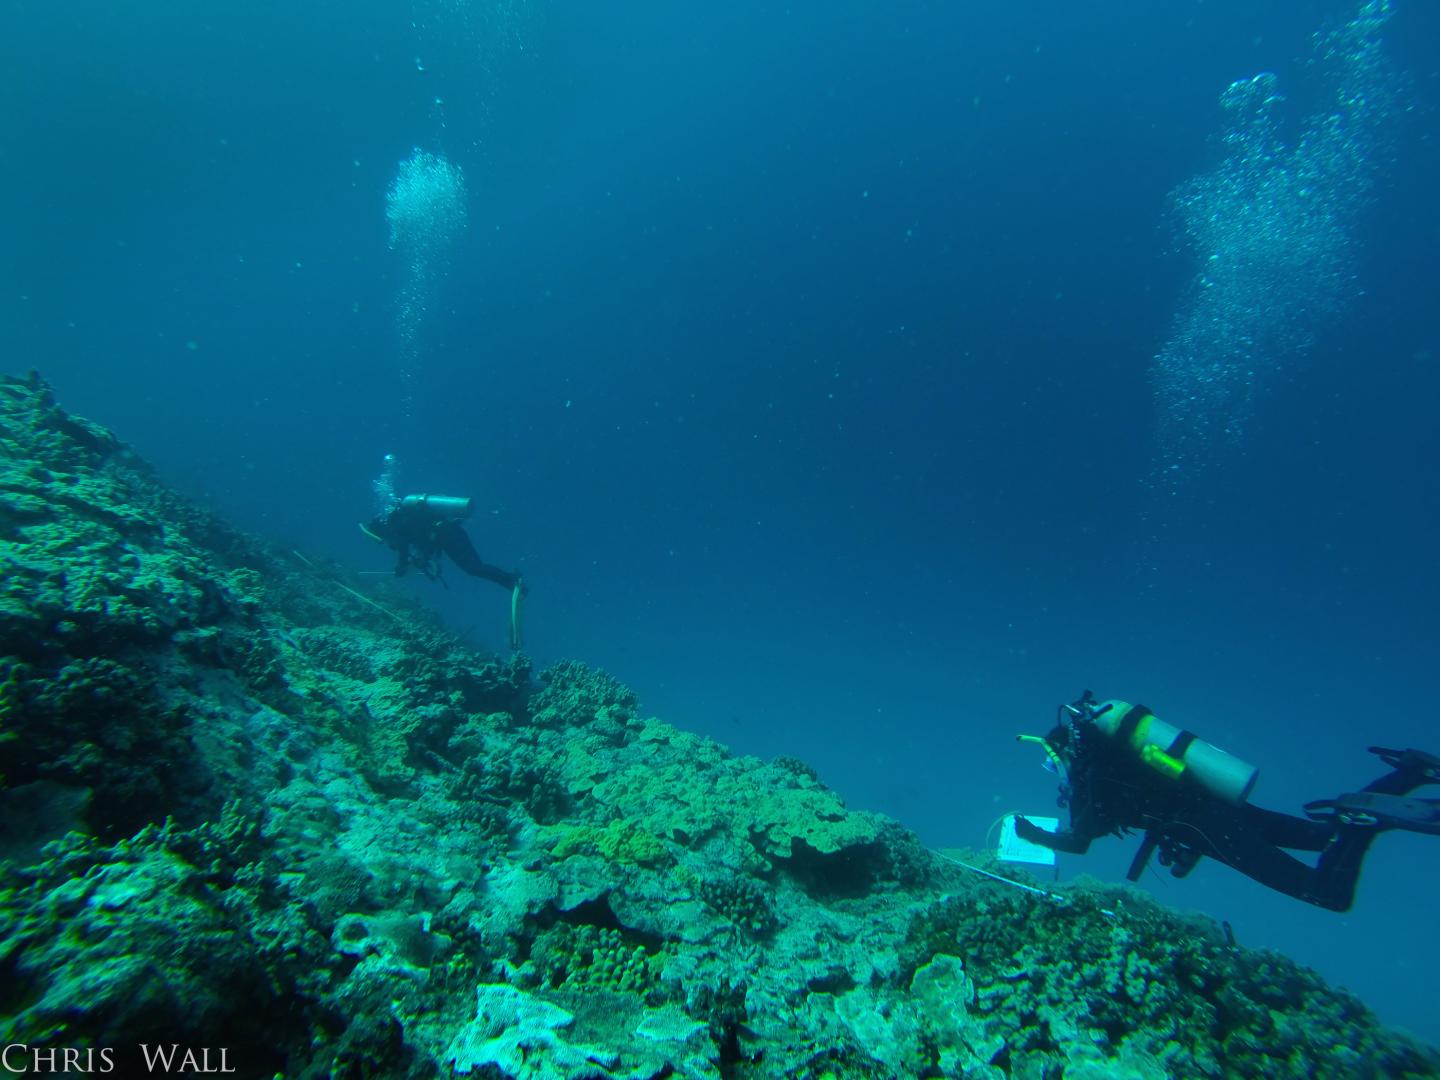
{"left": 1013, "top": 815, "right": 1046, "bottom": 843}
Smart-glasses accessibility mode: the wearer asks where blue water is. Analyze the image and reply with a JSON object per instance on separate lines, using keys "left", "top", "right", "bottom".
{"left": 5, "top": 0, "right": 1439, "bottom": 1043}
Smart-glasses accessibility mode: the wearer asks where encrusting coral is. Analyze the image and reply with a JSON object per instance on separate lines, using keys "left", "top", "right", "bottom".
{"left": 1, "top": 369, "right": 1437, "bottom": 1079}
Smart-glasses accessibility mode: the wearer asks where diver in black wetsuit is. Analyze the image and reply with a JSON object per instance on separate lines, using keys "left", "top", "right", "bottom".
{"left": 363, "top": 494, "right": 519, "bottom": 587}
{"left": 361, "top": 492, "right": 527, "bottom": 649}
{"left": 1014, "top": 691, "right": 1440, "bottom": 912}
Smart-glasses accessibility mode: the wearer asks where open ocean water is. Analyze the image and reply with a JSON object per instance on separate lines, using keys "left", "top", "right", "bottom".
{"left": 4, "top": 0, "right": 1438, "bottom": 1046}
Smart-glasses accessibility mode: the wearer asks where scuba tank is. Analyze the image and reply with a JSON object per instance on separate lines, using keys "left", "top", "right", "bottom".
{"left": 1092, "top": 699, "right": 1258, "bottom": 806}
{"left": 400, "top": 493, "right": 474, "bottom": 522}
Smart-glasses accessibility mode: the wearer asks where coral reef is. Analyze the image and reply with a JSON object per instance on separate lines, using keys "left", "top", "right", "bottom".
{"left": 1, "top": 370, "right": 1437, "bottom": 1078}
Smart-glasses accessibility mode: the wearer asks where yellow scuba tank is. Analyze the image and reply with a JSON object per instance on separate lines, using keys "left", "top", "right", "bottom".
{"left": 1093, "top": 700, "right": 1258, "bottom": 806}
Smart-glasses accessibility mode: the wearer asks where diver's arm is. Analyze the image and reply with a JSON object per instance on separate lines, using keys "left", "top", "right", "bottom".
{"left": 1013, "top": 815, "right": 1094, "bottom": 855}
{"left": 361, "top": 512, "right": 413, "bottom": 576}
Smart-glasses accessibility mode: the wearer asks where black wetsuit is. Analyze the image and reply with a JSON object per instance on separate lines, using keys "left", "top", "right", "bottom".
{"left": 367, "top": 502, "right": 520, "bottom": 590}
{"left": 1016, "top": 704, "right": 1429, "bottom": 912}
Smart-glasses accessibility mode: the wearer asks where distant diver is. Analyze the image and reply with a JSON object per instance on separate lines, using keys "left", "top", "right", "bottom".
{"left": 361, "top": 491, "right": 526, "bottom": 651}
{"left": 1014, "top": 691, "right": 1440, "bottom": 912}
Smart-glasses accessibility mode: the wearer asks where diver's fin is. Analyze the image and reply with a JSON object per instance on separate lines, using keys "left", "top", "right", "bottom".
{"left": 1367, "top": 746, "right": 1440, "bottom": 785}
{"left": 509, "top": 579, "right": 525, "bottom": 651}
{"left": 1304, "top": 792, "right": 1440, "bottom": 835}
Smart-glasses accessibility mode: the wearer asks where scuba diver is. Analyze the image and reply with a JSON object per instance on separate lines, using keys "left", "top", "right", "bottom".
{"left": 361, "top": 457, "right": 527, "bottom": 649}
{"left": 1014, "top": 691, "right": 1440, "bottom": 912}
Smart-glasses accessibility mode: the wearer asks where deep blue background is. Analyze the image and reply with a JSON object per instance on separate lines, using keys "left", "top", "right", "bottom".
{"left": 4, "top": 0, "right": 1438, "bottom": 1042}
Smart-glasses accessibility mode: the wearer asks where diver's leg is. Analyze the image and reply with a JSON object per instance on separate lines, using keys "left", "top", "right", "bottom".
{"left": 1285, "top": 752, "right": 1440, "bottom": 909}
{"left": 1303, "top": 826, "right": 1381, "bottom": 912}
{"left": 1231, "top": 804, "right": 1380, "bottom": 910}
{"left": 1163, "top": 804, "right": 1356, "bottom": 911}
{"left": 1171, "top": 750, "right": 1440, "bottom": 911}
{"left": 1244, "top": 804, "right": 1335, "bottom": 852}
{"left": 438, "top": 524, "right": 520, "bottom": 588}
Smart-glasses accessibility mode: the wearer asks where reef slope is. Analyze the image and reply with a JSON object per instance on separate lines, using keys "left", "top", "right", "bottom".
{"left": 1, "top": 371, "right": 1436, "bottom": 1079}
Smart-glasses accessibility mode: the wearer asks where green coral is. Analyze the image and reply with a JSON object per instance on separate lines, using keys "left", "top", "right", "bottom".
{"left": 548, "top": 820, "right": 670, "bottom": 867}
{"left": 0, "top": 656, "right": 25, "bottom": 788}
{"left": 444, "top": 984, "right": 619, "bottom": 1078}
{"left": 894, "top": 878, "right": 1440, "bottom": 1079}
{"left": 530, "top": 660, "right": 639, "bottom": 732}
{"left": 452, "top": 743, "right": 571, "bottom": 825}
{"left": 527, "top": 923, "right": 658, "bottom": 996}
{"left": 700, "top": 874, "right": 777, "bottom": 937}
{"left": 0, "top": 813, "right": 315, "bottom": 1053}
{"left": 742, "top": 775, "right": 881, "bottom": 861}
{"left": 584, "top": 734, "right": 883, "bottom": 886}
{"left": 293, "top": 625, "right": 380, "bottom": 682}
{"left": 1, "top": 655, "right": 195, "bottom": 831}
{"left": 828, "top": 956, "right": 964, "bottom": 1076}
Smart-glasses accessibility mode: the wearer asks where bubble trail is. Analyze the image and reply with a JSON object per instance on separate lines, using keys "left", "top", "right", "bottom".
{"left": 1150, "top": 0, "right": 1398, "bottom": 487}
{"left": 385, "top": 149, "right": 469, "bottom": 416}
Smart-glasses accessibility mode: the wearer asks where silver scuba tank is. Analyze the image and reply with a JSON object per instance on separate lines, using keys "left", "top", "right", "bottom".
{"left": 1093, "top": 700, "right": 1259, "bottom": 806}
{"left": 400, "top": 494, "right": 474, "bottom": 522}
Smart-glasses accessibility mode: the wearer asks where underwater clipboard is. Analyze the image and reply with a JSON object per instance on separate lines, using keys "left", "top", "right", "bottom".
{"left": 997, "top": 813, "right": 1059, "bottom": 868}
